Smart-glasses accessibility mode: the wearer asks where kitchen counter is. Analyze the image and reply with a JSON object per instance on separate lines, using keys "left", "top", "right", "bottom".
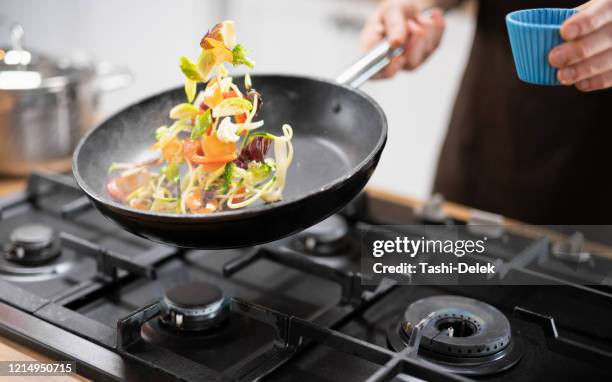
{"left": 0, "top": 336, "right": 87, "bottom": 381}
{"left": 0, "top": 178, "right": 26, "bottom": 196}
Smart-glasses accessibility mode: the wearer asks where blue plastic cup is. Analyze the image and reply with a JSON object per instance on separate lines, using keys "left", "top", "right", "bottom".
{"left": 506, "top": 8, "right": 577, "bottom": 85}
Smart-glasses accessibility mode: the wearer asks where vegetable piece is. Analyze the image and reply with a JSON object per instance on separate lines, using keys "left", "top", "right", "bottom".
{"left": 244, "top": 73, "right": 252, "bottom": 89}
{"left": 246, "top": 89, "right": 263, "bottom": 117}
{"left": 212, "top": 97, "right": 252, "bottom": 118}
{"left": 230, "top": 185, "right": 246, "bottom": 203}
{"left": 169, "top": 103, "right": 200, "bottom": 120}
{"left": 221, "top": 162, "right": 235, "bottom": 193}
{"left": 234, "top": 113, "right": 247, "bottom": 123}
{"left": 185, "top": 79, "right": 197, "bottom": 103}
{"left": 107, "top": 179, "right": 127, "bottom": 201}
{"left": 262, "top": 125, "right": 294, "bottom": 202}
{"left": 193, "top": 90, "right": 205, "bottom": 108}
{"left": 162, "top": 163, "right": 180, "bottom": 183}
{"left": 216, "top": 117, "right": 240, "bottom": 143}
{"left": 106, "top": 168, "right": 151, "bottom": 202}
{"left": 108, "top": 163, "right": 129, "bottom": 174}
{"left": 155, "top": 125, "right": 170, "bottom": 141}
{"left": 223, "top": 90, "right": 238, "bottom": 98}
{"left": 151, "top": 197, "right": 178, "bottom": 212}
{"left": 200, "top": 21, "right": 236, "bottom": 50}
{"left": 184, "top": 138, "right": 236, "bottom": 170}
{"left": 238, "top": 136, "right": 272, "bottom": 164}
{"left": 185, "top": 189, "right": 219, "bottom": 213}
{"left": 179, "top": 56, "right": 204, "bottom": 81}
{"left": 161, "top": 137, "right": 184, "bottom": 164}
{"left": 152, "top": 119, "right": 191, "bottom": 150}
{"left": 196, "top": 49, "right": 216, "bottom": 82}
{"left": 247, "top": 161, "right": 272, "bottom": 183}
{"left": 218, "top": 65, "right": 230, "bottom": 77}
{"left": 200, "top": 23, "right": 223, "bottom": 49}
{"left": 191, "top": 110, "right": 212, "bottom": 140}
{"left": 204, "top": 38, "right": 233, "bottom": 65}
{"left": 219, "top": 21, "right": 236, "bottom": 49}
{"left": 202, "top": 133, "right": 236, "bottom": 157}
{"left": 203, "top": 80, "right": 224, "bottom": 109}
{"left": 232, "top": 44, "right": 255, "bottom": 69}
{"left": 129, "top": 199, "right": 150, "bottom": 210}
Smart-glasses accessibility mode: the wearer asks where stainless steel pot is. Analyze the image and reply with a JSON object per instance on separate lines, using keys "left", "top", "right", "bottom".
{"left": 0, "top": 26, "right": 132, "bottom": 175}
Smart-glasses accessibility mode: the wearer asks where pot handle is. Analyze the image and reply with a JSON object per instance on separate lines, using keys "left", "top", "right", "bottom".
{"left": 335, "top": 39, "right": 403, "bottom": 88}
{"left": 94, "top": 61, "right": 133, "bottom": 93}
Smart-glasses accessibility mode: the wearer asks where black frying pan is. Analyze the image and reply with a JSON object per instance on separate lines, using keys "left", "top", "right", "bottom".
{"left": 73, "top": 41, "right": 401, "bottom": 248}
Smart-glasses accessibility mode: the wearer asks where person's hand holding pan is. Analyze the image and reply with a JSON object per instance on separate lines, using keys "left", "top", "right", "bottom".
{"left": 360, "top": 0, "right": 446, "bottom": 78}
{"left": 549, "top": 0, "right": 612, "bottom": 91}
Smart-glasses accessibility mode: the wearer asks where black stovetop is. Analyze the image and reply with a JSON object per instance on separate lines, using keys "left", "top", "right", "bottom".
{"left": 0, "top": 172, "right": 611, "bottom": 381}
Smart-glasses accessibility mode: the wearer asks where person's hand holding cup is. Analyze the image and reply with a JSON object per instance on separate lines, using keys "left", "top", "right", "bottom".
{"left": 549, "top": 0, "right": 612, "bottom": 91}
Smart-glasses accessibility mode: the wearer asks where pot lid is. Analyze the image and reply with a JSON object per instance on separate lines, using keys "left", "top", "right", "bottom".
{"left": 0, "top": 24, "right": 91, "bottom": 90}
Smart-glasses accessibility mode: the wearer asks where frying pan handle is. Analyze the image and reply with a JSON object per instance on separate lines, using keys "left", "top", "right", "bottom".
{"left": 335, "top": 40, "right": 404, "bottom": 88}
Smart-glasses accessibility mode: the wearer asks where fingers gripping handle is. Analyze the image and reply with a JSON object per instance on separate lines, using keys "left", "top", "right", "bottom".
{"left": 335, "top": 40, "right": 404, "bottom": 88}
{"left": 336, "top": 7, "right": 437, "bottom": 88}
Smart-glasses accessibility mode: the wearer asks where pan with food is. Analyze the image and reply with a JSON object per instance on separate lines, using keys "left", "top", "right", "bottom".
{"left": 73, "top": 20, "right": 398, "bottom": 248}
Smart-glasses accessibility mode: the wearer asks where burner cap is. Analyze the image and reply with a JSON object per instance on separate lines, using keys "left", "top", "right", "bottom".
{"left": 160, "top": 281, "right": 228, "bottom": 331}
{"left": 291, "top": 215, "right": 351, "bottom": 256}
{"left": 11, "top": 224, "right": 54, "bottom": 250}
{"left": 4, "top": 224, "right": 60, "bottom": 265}
{"left": 165, "top": 281, "right": 223, "bottom": 309}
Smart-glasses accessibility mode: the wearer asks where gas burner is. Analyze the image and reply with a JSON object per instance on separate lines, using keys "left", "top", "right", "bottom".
{"left": 290, "top": 215, "right": 352, "bottom": 256}
{"left": 4, "top": 224, "right": 61, "bottom": 265}
{"left": 159, "top": 281, "right": 229, "bottom": 331}
{"left": 387, "top": 295, "right": 522, "bottom": 376}
{"left": 0, "top": 224, "right": 74, "bottom": 282}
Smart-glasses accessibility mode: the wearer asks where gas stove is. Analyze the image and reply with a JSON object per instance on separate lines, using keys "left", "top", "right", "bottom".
{"left": 0, "top": 172, "right": 611, "bottom": 381}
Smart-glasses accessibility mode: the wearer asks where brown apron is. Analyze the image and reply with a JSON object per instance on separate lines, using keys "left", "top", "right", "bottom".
{"left": 433, "top": 0, "right": 612, "bottom": 224}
